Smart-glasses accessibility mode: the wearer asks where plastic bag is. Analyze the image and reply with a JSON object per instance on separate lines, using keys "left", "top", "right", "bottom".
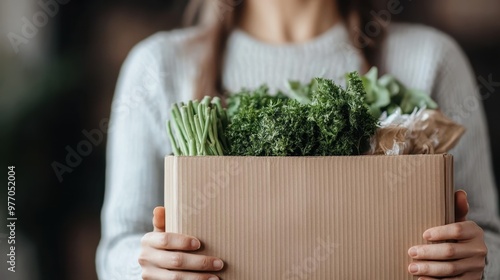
{"left": 368, "top": 108, "right": 465, "bottom": 155}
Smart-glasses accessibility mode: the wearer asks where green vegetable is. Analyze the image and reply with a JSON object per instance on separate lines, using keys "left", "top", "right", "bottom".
{"left": 167, "top": 97, "right": 229, "bottom": 156}
{"left": 225, "top": 72, "right": 377, "bottom": 156}
{"left": 359, "top": 67, "right": 438, "bottom": 118}
{"left": 226, "top": 97, "right": 315, "bottom": 156}
{"left": 167, "top": 69, "right": 434, "bottom": 156}
{"left": 226, "top": 85, "right": 289, "bottom": 118}
{"left": 286, "top": 67, "right": 437, "bottom": 119}
{"left": 309, "top": 73, "right": 377, "bottom": 155}
{"left": 286, "top": 80, "right": 313, "bottom": 104}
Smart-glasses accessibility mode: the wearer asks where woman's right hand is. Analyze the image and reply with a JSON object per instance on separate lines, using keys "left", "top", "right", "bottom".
{"left": 139, "top": 206, "right": 224, "bottom": 280}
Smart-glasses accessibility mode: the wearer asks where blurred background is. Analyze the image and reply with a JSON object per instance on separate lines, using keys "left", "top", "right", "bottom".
{"left": 0, "top": 0, "right": 499, "bottom": 279}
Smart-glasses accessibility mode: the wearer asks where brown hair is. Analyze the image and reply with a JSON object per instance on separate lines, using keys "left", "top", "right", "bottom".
{"left": 185, "top": 0, "right": 385, "bottom": 100}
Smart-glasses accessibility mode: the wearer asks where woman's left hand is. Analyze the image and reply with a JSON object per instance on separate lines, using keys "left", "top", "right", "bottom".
{"left": 408, "top": 190, "right": 487, "bottom": 279}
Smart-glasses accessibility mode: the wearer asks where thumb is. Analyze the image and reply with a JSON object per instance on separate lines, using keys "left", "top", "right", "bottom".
{"left": 153, "top": 206, "right": 166, "bottom": 232}
{"left": 455, "top": 190, "right": 469, "bottom": 222}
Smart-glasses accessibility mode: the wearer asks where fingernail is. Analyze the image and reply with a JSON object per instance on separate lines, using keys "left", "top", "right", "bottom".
{"left": 208, "top": 277, "right": 219, "bottom": 280}
{"left": 457, "top": 189, "right": 467, "bottom": 197}
{"left": 423, "top": 230, "right": 432, "bottom": 240}
{"left": 191, "top": 239, "right": 200, "bottom": 249}
{"left": 409, "top": 263, "right": 419, "bottom": 273}
{"left": 213, "top": 259, "right": 224, "bottom": 269}
{"left": 408, "top": 247, "right": 417, "bottom": 257}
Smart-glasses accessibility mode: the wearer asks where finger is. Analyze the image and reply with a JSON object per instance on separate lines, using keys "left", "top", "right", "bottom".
{"left": 419, "top": 277, "right": 482, "bottom": 280}
{"left": 408, "top": 259, "right": 470, "bottom": 277}
{"left": 141, "top": 266, "right": 219, "bottom": 280}
{"left": 142, "top": 232, "right": 201, "bottom": 251}
{"left": 439, "top": 272, "right": 484, "bottom": 280}
{"left": 455, "top": 190, "right": 468, "bottom": 222}
{"left": 417, "top": 277, "right": 482, "bottom": 280}
{"left": 153, "top": 207, "right": 165, "bottom": 232}
{"left": 151, "top": 251, "right": 224, "bottom": 272}
{"left": 408, "top": 243, "right": 476, "bottom": 260}
{"left": 423, "top": 221, "right": 479, "bottom": 241}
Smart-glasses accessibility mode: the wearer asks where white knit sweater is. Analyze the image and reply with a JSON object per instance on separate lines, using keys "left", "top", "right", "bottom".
{"left": 96, "top": 23, "right": 500, "bottom": 279}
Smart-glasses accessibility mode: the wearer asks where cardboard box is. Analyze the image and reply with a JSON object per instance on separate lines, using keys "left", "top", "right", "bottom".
{"left": 165, "top": 154, "right": 454, "bottom": 279}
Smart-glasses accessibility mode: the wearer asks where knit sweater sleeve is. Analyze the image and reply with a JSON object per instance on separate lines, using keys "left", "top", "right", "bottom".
{"left": 432, "top": 35, "right": 500, "bottom": 279}
{"left": 95, "top": 35, "right": 171, "bottom": 280}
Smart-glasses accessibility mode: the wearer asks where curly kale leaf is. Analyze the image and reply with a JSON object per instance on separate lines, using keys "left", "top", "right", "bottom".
{"left": 226, "top": 85, "right": 288, "bottom": 118}
{"left": 226, "top": 72, "right": 377, "bottom": 156}
{"left": 226, "top": 98, "right": 316, "bottom": 156}
{"left": 308, "top": 73, "right": 377, "bottom": 155}
{"left": 360, "top": 67, "right": 438, "bottom": 117}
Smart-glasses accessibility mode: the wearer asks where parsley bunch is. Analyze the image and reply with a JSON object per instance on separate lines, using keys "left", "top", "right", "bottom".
{"left": 225, "top": 72, "right": 377, "bottom": 156}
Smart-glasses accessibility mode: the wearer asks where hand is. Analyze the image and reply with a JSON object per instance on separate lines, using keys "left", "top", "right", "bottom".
{"left": 139, "top": 206, "right": 224, "bottom": 280}
{"left": 407, "top": 190, "right": 487, "bottom": 279}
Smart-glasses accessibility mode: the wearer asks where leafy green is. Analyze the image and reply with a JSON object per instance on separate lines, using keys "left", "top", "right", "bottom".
{"left": 309, "top": 73, "right": 377, "bottom": 155}
{"left": 167, "top": 69, "right": 435, "bottom": 157}
{"left": 226, "top": 85, "right": 288, "bottom": 118}
{"left": 225, "top": 72, "right": 377, "bottom": 156}
{"left": 226, "top": 97, "right": 316, "bottom": 156}
{"left": 360, "top": 67, "right": 438, "bottom": 118}
{"left": 286, "top": 67, "right": 437, "bottom": 119}
{"left": 286, "top": 80, "right": 313, "bottom": 104}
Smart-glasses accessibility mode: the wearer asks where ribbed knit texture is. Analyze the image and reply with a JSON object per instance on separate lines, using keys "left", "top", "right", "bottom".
{"left": 96, "top": 23, "right": 500, "bottom": 279}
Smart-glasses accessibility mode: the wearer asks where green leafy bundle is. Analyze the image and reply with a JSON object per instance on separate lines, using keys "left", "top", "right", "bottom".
{"left": 361, "top": 67, "right": 438, "bottom": 118}
{"left": 167, "top": 96, "right": 229, "bottom": 156}
{"left": 225, "top": 72, "right": 378, "bottom": 156}
{"left": 286, "top": 67, "right": 438, "bottom": 119}
{"left": 226, "top": 85, "right": 289, "bottom": 118}
{"left": 225, "top": 95, "right": 316, "bottom": 156}
{"left": 310, "top": 73, "right": 378, "bottom": 155}
{"left": 167, "top": 70, "right": 436, "bottom": 156}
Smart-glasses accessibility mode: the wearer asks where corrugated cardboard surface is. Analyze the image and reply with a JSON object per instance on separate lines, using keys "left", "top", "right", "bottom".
{"left": 165, "top": 155, "right": 454, "bottom": 280}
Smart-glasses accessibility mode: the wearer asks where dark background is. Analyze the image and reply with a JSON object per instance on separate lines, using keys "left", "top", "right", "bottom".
{"left": 0, "top": 1, "right": 499, "bottom": 279}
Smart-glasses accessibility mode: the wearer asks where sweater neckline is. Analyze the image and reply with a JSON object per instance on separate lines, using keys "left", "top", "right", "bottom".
{"left": 230, "top": 23, "right": 347, "bottom": 53}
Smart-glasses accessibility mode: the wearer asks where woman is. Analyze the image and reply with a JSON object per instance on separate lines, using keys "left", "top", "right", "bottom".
{"left": 96, "top": 0, "right": 500, "bottom": 279}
